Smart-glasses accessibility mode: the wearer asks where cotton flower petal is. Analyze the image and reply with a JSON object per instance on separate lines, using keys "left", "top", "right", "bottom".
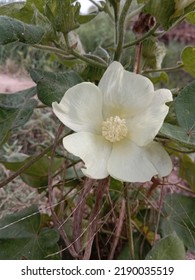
{"left": 108, "top": 139, "right": 171, "bottom": 182}
{"left": 127, "top": 88, "right": 172, "bottom": 146}
{"left": 52, "top": 82, "right": 103, "bottom": 134}
{"left": 108, "top": 139, "right": 157, "bottom": 182}
{"left": 144, "top": 141, "right": 172, "bottom": 177}
{"left": 63, "top": 132, "right": 112, "bottom": 179}
{"left": 98, "top": 61, "right": 154, "bottom": 118}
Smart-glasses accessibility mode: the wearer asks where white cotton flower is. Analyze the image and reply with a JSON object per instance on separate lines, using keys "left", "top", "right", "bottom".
{"left": 175, "top": 0, "right": 195, "bottom": 11}
{"left": 52, "top": 62, "right": 173, "bottom": 182}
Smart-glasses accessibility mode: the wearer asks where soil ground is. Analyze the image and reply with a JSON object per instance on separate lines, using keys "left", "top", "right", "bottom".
{"left": 0, "top": 73, "right": 35, "bottom": 93}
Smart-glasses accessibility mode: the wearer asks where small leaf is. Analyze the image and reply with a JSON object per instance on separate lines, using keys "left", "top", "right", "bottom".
{"left": 160, "top": 81, "right": 195, "bottom": 148}
{"left": 160, "top": 123, "right": 195, "bottom": 148}
{"left": 181, "top": 46, "right": 195, "bottom": 77}
{"left": 148, "top": 71, "right": 169, "bottom": 84}
{"left": 0, "top": 0, "right": 45, "bottom": 23}
{"left": 0, "top": 2, "right": 24, "bottom": 19}
{"left": 179, "top": 154, "right": 195, "bottom": 191}
{"left": 175, "top": 81, "right": 195, "bottom": 130}
{"left": 161, "top": 194, "right": 195, "bottom": 252}
{"left": 0, "top": 16, "right": 44, "bottom": 45}
{"left": 0, "top": 206, "right": 60, "bottom": 260}
{"left": 78, "top": 13, "right": 97, "bottom": 24}
{"left": 0, "top": 87, "right": 37, "bottom": 147}
{"left": 186, "top": 11, "right": 195, "bottom": 24}
{"left": 0, "top": 155, "right": 64, "bottom": 189}
{"left": 30, "top": 69, "right": 83, "bottom": 106}
{"left": 46, "top": 0, "right": 80, "bottom": 34}
{"left": 145, "top": 234, "right": 186, "bottom": 260}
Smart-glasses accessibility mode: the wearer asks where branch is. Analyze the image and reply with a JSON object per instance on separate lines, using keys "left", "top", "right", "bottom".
{"left": 83, "top": 177, "right": 109, "bottom": 259}
{"left": 108, "top": 198, "right": 126, "bottom": 259}
{"left": 64, "top": 33, "right": 107, "bottom": 69}
{"left": 124, "top": 183, "right": 135, "bottom": 259}
{"left": 0, "top": 131, "right": 71, "bottom": 189}
{"left": 47, "top": 124, "right": 79, "bottom": 259}
{"left": 142, "top": 63, "right": 184, "bottom": 74}
{"left": 114, "top": 0, "right": 133, "bottom": 61}
{"left": 123, "top": 23, "right": 159, "bottom": 49}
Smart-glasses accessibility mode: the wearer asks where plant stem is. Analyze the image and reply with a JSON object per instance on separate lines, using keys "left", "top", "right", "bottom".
{"left": 108, "top": 198, "right": 126, "bottom": 259}
{"left": 33, "top": 43, "right": 107, "bottom": 66}
{"left": 83, "top": 177, "right": 109, "bottom": 259}
{"left": 114, "top": 0, "right": 133, "bottom": 61}
{"left": 124, "top": 184, "right": 135, "bottom": 260}
{"left": 124, "top": 23, "right": 159, "bottom": 49}
{"left": 47, "top": 124, "right": 79, "bottom": 259}
{"left": 142, "top": 63, "right": 184, "bottom": 74}
{"left": 133, "top": 42, "right": 143, "bottom": 74}
{"left": 0, "top": 132, "right": 70, "bottom": 189}
{"left": 33, "top": 44, "right": 74, "bottom": 59}
{"left": 64, "top": 33, "right": 107, "bottom": 69}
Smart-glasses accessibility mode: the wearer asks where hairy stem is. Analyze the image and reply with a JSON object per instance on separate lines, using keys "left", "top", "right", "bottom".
{"left": 142, "top": 63, "right": 184, "bottom": 74}
{"left": 73, "top": 178, "right": 95, "bottom": 257}
{"left": 114, "top": 0, "right": 133, "bottom": 61}
{"left": 48, "top": 124, "right": 79, "bottom": 259}
{"left": 83, "top": 177, "right": 109, "bottom": 259}
{"left": 124, "top": 184, "right": 135, "bottom": 260}
{"left": 124, "top": 23, "right": 159, "bottom": 49}
{"left": 64, "top": 33, "right": 107, "bottom": 69}
{"left": 0, "top": 133, "right": 67, "bottom": 189}
{"left": 108, "top": 198, "right": 126, "bottom": 259}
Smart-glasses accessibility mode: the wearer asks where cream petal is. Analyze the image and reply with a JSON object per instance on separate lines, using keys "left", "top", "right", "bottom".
{"left": 144, "top": 141, "right": 172, "bottom": 177}
{"left": 52, "top": 82, "right": 103, "bottom": 134}
{"left": 63, "top": 132, "right": 112, "bottom": 179}
{"left": 107, "top": 139, "right": 158, "bottom": 182}
{"left": 98, "top": 61, "right": 154, "bottom": 118}
{"left": 127, "top": 88, "right": 172, "bottom": 146}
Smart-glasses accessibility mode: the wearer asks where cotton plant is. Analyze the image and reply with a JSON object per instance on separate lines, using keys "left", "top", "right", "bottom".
{"left": 0, "top": 0, "right": 195, "bottom": 260}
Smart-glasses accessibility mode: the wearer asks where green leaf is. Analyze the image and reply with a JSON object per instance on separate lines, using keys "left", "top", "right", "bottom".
{"left": 175, "top": 81, "right": 195, "bottom": 130}
{"left": 0, "top": 2, "right": 25, "bottom": 19}
{"left": 78, "top": 13, "right": 97, "bottom": 24}
{"left": 19, "top": 0, "right": 45, "bottom": 23}
{"left": 0, "top": 16, "right": 44, "bottom": 45}
{"left": 160, "top": 81, "right": 195, "bottom": 148}
{"left": 148, "top": 72, "right": 169, "bottom": 85}
{"left": 161, "top": 194, "right": 195, "bottom": 252}
{"left": 0, "top": 206, "right": 60, "bottom": 259}
{"left": 144, "top": 0, "right": 175, "bottom": 30}
{"left": 0, "top": 155, "right": 64, "bottom": 189}
{"left": 0, "top": 87, "right": 37, "bottom": 147}
{"left": 181, "top": 46, "right": 195, "bottom": 77}
{"left": 160, "top": 123, "right": 195, "bottom": 148}
{"left": 145, "top": 234, "right": 186, "bottom": 260}
{"left": 179, "top": 154, "right": 195, "bottom": 191}
{"left": 32, "top": 5, "right": 57, "bottom": 44}
{"left": 186, "top": 11, "right": 195, "bottom": 24}
{"left": 0, "top": 0, "right": 45, "bottom": 23}
{"left": 30, "top": 69, "right": 83, "bottom": 106}
{"left": 46, "top": 0, "right": 80, "bottom": 33}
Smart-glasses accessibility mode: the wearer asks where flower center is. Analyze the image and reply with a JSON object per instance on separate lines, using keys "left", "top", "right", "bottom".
{"left": 102, "top": 116, "right": 128, "bottom": 143}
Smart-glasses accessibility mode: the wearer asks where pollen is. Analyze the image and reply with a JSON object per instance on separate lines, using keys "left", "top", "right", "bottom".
{"left": 102, "top": 116, "right": 128, "bottom": 142}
